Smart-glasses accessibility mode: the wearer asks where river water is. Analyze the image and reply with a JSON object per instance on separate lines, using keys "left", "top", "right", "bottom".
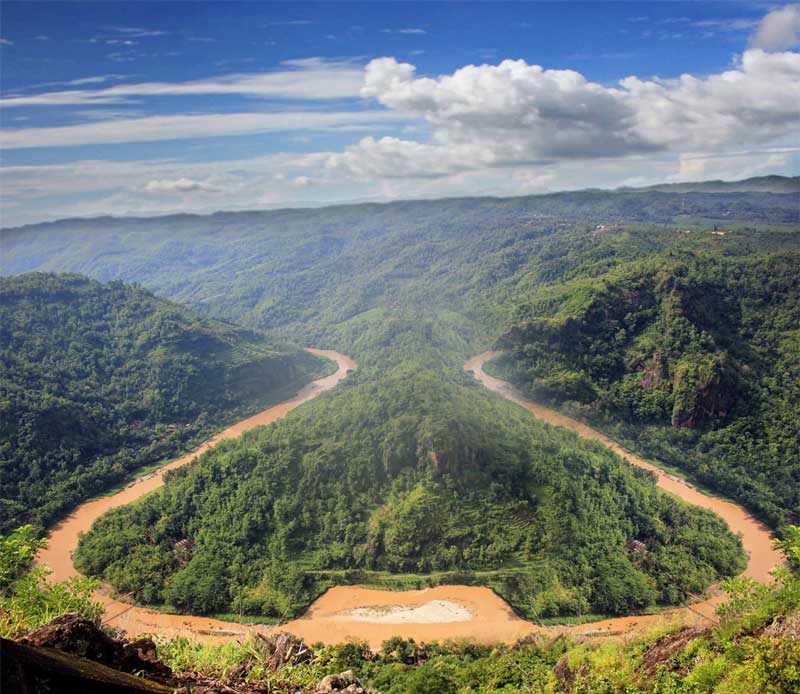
{"left": 36, "top": 349, "right": 781, "bottom": 648}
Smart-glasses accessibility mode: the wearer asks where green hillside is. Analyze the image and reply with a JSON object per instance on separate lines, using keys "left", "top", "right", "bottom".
{"left": 494, "top": 245, "right": 800, "bottom": 528}
{"left": 3, "top": 183, "right": 797, "bottom": 621}
{"left": 75, "top": 319, "right": 744, "bottom": 621}
{"left": 0, "top": 273, "right": 330, "bottom": 533}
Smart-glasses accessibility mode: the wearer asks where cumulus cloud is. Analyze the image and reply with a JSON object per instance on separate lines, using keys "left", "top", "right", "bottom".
{"left": 326, "top": 136, "right": 478, "bottom": 179}
{"left": 0, "top": 38, "right": 13, "bottom": 46}
{"left": 337, "top": 50, "right": 800, "bottom": 180}
{"left": 750, "top": 4, "right": 800, "bottom": 50}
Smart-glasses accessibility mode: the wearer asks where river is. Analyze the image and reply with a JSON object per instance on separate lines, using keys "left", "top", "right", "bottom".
{"left": 36, "top": 349, "right": 781, "bottom": 648}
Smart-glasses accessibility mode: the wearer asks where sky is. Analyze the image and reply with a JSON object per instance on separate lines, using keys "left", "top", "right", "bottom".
{"left": 0, "top": 1, "right": 798, "bottom": 227}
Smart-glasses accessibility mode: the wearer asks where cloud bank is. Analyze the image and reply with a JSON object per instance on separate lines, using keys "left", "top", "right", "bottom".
{"left": 326, "top": 49, "right": 800, "bottom": 180}
{"left": 750, "top": 4, "right": 800, "bottom": 51}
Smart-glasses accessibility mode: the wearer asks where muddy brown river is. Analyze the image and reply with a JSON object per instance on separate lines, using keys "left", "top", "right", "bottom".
{"left": 36, "top": 349, "right": 781, "bottom": 648}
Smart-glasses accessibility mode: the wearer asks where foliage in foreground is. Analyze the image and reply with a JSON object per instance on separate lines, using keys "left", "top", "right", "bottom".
{"left": 150, "top": 526, "right": 800, "bottom": 694}
{"left": 0, "top": 525, "right": 102, "bottom": 638}
{"left": 1, "top": 524, "right": 797, "bottom": 691}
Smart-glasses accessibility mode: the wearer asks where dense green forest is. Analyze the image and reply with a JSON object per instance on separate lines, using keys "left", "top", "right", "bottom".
{"left": 493, "top": 242, "right": 800, "bottom": 528}
{"left": 0, "top": 273, "right": 329, "bottom": 533}
{"left": 75, "top": 318, "right": 745, "bottom": 620}
{"left": 3, "top": 179, "right": 798, "bottom": 622}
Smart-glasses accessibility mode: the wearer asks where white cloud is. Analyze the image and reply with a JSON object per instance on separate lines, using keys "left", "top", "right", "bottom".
{"left": 342, "top": 50, "right": 800, "bottom": 180}
{"left": 326, "top": 136, "right": 476, "bottom": 179}
{"left": 0, "top": 58, "right": 366, "bottom": 108}
{"left": 143, "top": 177, "right": 222, "bottom": 193}
{"left": 0, "top": 109, "right": 408, "bottom": 149}
{"left": 692, "top": 17, "right": 759, "bottom": 35}
{"left": 750, "top": 4, "right": 800, "bottom": 51}
{"left": 110, "top": 27, "right": 168, "bottom": 38}
{"left": 2, "top": 7, "right": 798, "bottom": 226}
{"left": 1, "top": 143, "right": 796, "bottom": 228}
{"left": 70, "top": 75, "right": 129, "bottom": 86}
{"left": 0, "top": 38, "right": 13, "bottom": 46}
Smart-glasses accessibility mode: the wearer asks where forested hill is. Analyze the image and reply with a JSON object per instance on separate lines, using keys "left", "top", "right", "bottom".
{"left": 0, "top": 180, "right": 797, "bottom": 351}
{"left": 493, "top": 246, "right": 800, "bottom": 528}
{"left": 0, "top": 184, "right": 797, "bottom": 529}
{"left": 75, "top": 340, "right": 745, "bottom": 620}
{"left": 0, "top": 273, "right": 329, "bottom": 533}
{"left": 2, "top": 181, "right": 796, "bottom": 623}
{"left": 619, "top": 174, "right": 800, "bottom": 194}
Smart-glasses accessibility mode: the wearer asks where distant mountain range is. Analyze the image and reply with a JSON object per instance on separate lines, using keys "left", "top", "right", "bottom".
{"left": 2, "top": 175, "right": 796, "bottom": 231}
{"left": 618, "top": 175, "right": 800, "bottom": 194}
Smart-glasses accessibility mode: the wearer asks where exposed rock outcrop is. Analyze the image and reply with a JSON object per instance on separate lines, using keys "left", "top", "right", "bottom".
{"left": 21, "top": 613, "right": 174, "bottom": 682}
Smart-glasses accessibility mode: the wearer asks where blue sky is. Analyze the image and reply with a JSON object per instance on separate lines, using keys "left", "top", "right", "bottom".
{"left": 1, "top": 1, "right": 798, "bottom": 226}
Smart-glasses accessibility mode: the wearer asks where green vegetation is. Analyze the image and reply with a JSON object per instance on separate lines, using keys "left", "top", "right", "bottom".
{"left": 495, "top": 239, "right": 800, "bottom": 528}
{"left": 140, "top": 526, "right": 800, "bottom": 693}
{"left": 5, "top": 524, "right": 800, "bottom": 692}
{"left": 75, "top": 317, "right": 745, "bottom": 620}
{"left": 0, "top": 273, "right": 330, "bottom": 532}
{"left": 3, "top": 182, "right": 798, "bottom": 631}
{"left": 0, "top": 525, "right": 102, "bottom": 638}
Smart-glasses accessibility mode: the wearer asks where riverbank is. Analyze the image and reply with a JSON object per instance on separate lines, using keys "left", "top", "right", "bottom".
{"left": 35, "top": 349, "right": 357, "bottom": 643}
{"left": 35, "top": 349, "right": 781, "bottom": 648}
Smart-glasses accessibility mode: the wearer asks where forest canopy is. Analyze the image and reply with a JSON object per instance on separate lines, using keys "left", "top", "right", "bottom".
{"left": 75, "top": 324, "right": 745, "bottom": 620}
{"left": 3, "top": 182, "right": 797, "bottom": 621}
{"left": 0, "top": 273, "right": 328, "bottom": 532}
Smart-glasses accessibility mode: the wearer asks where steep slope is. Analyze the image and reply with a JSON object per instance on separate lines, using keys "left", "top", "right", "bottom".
{"left": 75, "top": 333, "right": 745, "bottom": 621}
{"left": 0, "top": 273, "right": 330, "bottom": 532}
{"left": 496, "top": 250, "right": 800, "bottom": 527}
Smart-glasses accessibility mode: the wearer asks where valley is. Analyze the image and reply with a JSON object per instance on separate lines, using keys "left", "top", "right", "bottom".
{"left": 2, "top": 178, "right": 798, "bottom": 693}
{"left": 37, "top": 349, "right": 356, "bottom": 641}
{"left": 3, "top": 1, "right": 800, "bottom": 686}
{"left": 33, "top": 347, "right": 779, "bottom": 648}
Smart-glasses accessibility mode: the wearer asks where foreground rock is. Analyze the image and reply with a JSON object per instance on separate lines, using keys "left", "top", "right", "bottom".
{"left": 1, "top": 636, "right": 173, "bottom": 694}
{"left": 12, "top": 615, "right": 376, "bottom": 694}
{"left": 318, "top": 669, "right": 374, "bottom": 693}
{"left": 21, "top": 613, "right": 174, "bottom": 683}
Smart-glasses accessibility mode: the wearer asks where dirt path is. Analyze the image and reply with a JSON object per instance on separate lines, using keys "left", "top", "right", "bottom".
{"left": 35, "top": 348, "right": 781, "bottom": 648}
{"left": 36, "top": 349, "right": 357, "bottom": 642}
